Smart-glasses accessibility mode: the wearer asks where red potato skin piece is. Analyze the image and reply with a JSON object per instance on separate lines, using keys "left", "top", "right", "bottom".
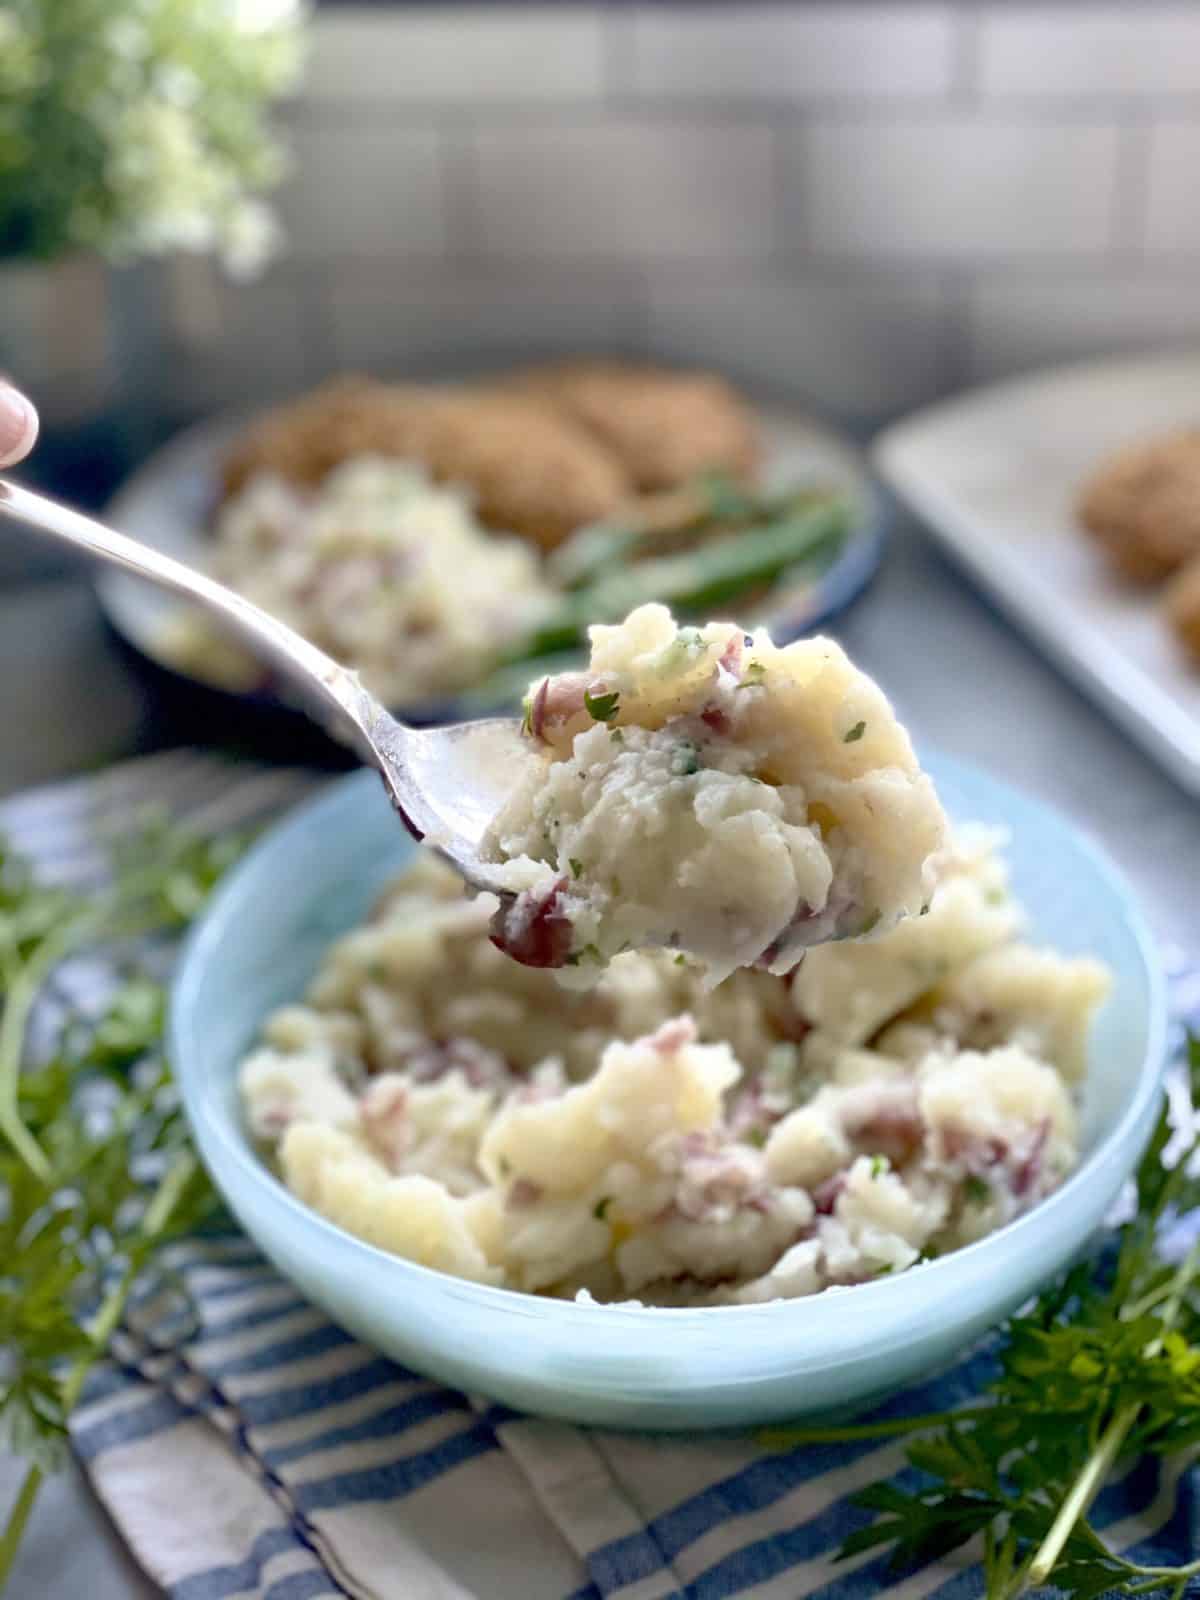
{"left": 651, "top": 1017, "right": 697, "bottom": 1054}
{"left": 506, "top": 1177, "right": 544, "bottom": 1209}
{"left": 1012, "top": 1120, "right": 1051, "bottom": 1198}
{"left": 846, "top": 1104, "right": 925, "bottom": 1169}
{"left": 700, "top": 704, "right": 732, "bottom": 735}
{"left": 527, "top": 677, "right": 551, "bottom": 740}
{"left": 812, "top": 1173, "right": 848, "bottom": 1215}
{"left": 718, "top": 634, "right": 745, "bottom": 677}
{"left": 489, "top": 878, "right": 574, "bottom": 969}
{"left": 527, "top": 673, "right": 592, "bottom": 744}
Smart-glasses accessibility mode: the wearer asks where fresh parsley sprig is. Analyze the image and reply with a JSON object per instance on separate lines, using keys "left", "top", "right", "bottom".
{"left": 0, "top": 819, "right": 248, "bottom": 1593}
{"left": 765, "top": 1034, "right": 1200, "bottom": 1600}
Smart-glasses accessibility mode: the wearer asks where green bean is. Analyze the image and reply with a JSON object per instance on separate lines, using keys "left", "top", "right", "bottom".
{"left": 515, "top": 496, "right": 852, "bottom": 659}
{"left": 549, "top": 472, "right": 794, "bottom": 590}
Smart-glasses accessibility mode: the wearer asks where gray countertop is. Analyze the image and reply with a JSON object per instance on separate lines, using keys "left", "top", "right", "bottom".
{"left": 0, "top": 513, "right": 1196, "bottom": 1598}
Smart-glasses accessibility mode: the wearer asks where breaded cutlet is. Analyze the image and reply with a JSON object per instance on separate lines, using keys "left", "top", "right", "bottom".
{"left": 1164, "top": 554, "right": 1200, "bottom": 665}
{"left": 509, "top": 359, "right": 760, "bottom": 493}
{"left": 1077, "top": 428, "right": 1200, "bottom": 583}
{"left": 220, "top": 377, "right": 632, "bottom": 548}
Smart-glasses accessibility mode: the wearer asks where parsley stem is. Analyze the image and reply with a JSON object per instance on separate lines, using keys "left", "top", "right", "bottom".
{"left": 0, "top": 1151, "right": 200, "bottom": 1596}
{"left": 1120, "top": 1568, "right": 1200, "bottom": 1596}
{"left": 0, "top": 919, "right": 86, "bottom": 1180}
{"left": 759, "top": 1404, "right": 991, "bottom": 1449}
{"left": 1027, "top": 1401, "right": 1134, "bottom": 1590}
{"left": 0, "top": 857, "right": 198, "bottom": 1182}
{"left": 1027, "top": 1238, "right": 1200, "bottom": 1590}
{"left": 0, "top": 1465, "right": 42, "bottom": 1593}
{"left": 69, "top": 1151, "right": 200, "bottom": 1412}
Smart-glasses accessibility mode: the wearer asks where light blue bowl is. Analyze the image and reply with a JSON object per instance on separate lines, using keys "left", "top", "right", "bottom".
{"left": 170, "top": 752, "right": 1167, "bottom": 1430}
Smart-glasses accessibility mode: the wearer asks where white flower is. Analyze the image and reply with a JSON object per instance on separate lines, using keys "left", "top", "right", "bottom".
{"left": 105, "top": 17, "right": 148, "bottom": 60}
{"left": 0, "top": 0, "right": 305, "bottom": 273}
{"left": 230, "top": 0, "right": 307, "bottom": 36}
{"left": 220, "top": 198, "right": 283, "bottom": 279}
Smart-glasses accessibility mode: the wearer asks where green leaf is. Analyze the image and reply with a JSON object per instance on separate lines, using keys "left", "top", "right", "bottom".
{"left": 0, "top": 817, "right": 246, "bottom": 1584}
{"left": 583, "top": 687, "right": 620, "bottom": 723}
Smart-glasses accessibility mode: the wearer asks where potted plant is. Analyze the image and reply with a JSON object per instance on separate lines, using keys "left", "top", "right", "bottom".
{"left": 0, "top": 0, "right": 307, "bottom": 473}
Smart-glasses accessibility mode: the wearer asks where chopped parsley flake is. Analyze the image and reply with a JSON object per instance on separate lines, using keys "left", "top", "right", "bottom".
{"left": 843, "top": 720, "right": 866, "bottom": 743}
{"left": 569, "top": 858, "right": 583, "bottom": 878}
{"left": 566, "top": 942, "right": 604, "bottom": 967}
{"left": 738, "top": 661, "right": 767, "bottom": 689}
{"left": 964, "top": 1174, "right": 990, "bottom": 1206}
{"left": 593, "top": 1196, "right": 612, "bottom": 1221}
{"left": 674, "top": 952, "right": 687, "bottom": 966}
{"left": 745, "top": 1127, "right": 767, "bottom": 1148}
{"left": 661, "top": 628, "right": 705, "bottom": 670}
{"left": 609, "top": 727, "right": 625, "bottom": 745}
{"left": 671, "top": 741, "right": 700, "bottom": 777}
{"left": 584, "top": 686, "right": 620, "bottom": 722}
{"left": 869, "top": 1155, "right": 889, "bottom": 1178}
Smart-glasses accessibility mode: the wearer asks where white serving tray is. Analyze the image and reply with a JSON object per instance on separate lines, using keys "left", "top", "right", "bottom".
{"left": 874, "top": 353, "right": 1200, "bottom": 798}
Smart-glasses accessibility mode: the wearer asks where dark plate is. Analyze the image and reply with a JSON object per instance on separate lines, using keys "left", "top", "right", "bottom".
{"left": 97, "top": 405, "right": 887, "bottom": 753}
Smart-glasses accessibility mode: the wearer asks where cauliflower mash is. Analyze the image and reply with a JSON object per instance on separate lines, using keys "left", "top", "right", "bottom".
{"left": 240, "top": 829, "right": 1110, "bottom": 1306}
{"left": 482, "top": 603, "right": 946, "bottom": 983}
{"left": 164, "top": 457, "right": 555, "bottom": 704}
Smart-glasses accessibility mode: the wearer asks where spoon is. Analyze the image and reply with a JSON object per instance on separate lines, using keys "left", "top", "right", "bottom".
{"left": 0, "top": 476, "right": 540, "bottom": 896}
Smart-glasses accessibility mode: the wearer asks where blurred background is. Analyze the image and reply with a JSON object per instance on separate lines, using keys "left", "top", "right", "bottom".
{"left": 7, "top": 3, "right": 1199, "bottom": 495}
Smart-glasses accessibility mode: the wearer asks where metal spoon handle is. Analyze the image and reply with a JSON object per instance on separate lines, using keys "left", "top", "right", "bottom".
{"left": 0, "top": 475, "right": 389, "bottom": 749}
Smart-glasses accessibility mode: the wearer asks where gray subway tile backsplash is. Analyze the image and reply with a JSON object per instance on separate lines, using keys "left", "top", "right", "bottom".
{"left": 156, "top": 3, "right": 1200, "bottom": 427}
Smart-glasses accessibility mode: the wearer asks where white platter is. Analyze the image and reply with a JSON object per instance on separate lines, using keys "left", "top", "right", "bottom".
{"left": 874, "top": 353, "right": 1200, "bottom": 797}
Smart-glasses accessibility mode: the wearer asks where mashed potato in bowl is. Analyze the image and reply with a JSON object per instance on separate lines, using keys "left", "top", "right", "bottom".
{"left": 239, "top": 828, "right": 1110, "bottom": 1307}
{"left": 482, "top": 604, "right": 946, "bottom": 983}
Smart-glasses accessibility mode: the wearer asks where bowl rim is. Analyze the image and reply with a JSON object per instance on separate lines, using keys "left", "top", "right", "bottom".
{"left": 171, "top": 750, "right": 1169, "bottom": 1328}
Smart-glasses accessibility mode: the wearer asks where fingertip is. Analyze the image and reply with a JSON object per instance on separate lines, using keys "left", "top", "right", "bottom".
{"left": 0, "top": 384, "right": 38, "bottom": 468}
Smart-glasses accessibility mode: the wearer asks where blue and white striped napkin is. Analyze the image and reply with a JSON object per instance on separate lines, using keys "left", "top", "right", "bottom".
{"left": 4, "top": 751, "right": 1198, "bottom": 1600}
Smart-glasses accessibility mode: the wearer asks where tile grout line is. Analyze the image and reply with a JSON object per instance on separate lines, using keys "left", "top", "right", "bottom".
{"left": 949, "top": 0, "right": 982, "bottom": 110}
{"left": 438, "top": 117, "right": 482, "bottom": 266}
{"left": 1113, "top": 115, "right": 1153, "bottom": 259}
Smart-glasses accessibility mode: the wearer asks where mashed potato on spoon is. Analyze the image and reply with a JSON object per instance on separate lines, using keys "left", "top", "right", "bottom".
{"left": 482, "top": 604, "right": 946, "bottom": 984}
